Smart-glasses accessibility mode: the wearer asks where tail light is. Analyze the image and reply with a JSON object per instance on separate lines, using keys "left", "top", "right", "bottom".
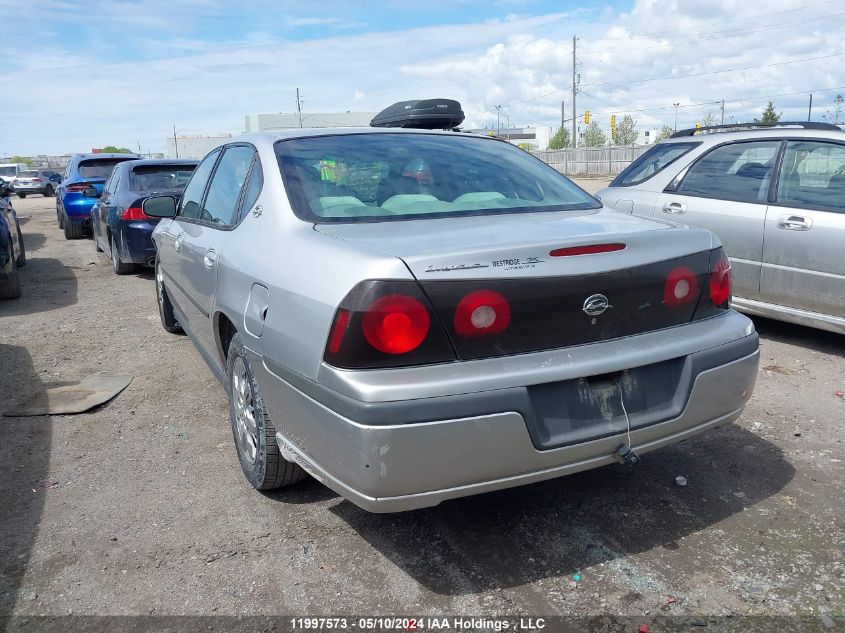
{"left": 122, "top": 206, "right": 148, "bottom": 220}
{"left": 66, "top": 183, "right": 91, "bottom": 192}
{"left": 663, "top": 266, "right": 699, "bottom": 308}
{"left": 32, "top": 178, "right": 42, "bottom": 183}
{"left": 323, "top": 280, "right": 455, "bottom": 369}
{"left": 453, "top": 290, "right": 511, "bottom": 337}
{"left": 708, "top": 250, "right": 732, "bottom": 308}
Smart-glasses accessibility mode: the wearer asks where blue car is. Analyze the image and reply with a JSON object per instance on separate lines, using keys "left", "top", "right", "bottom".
{"left": 90, "top": 159, "right": 198, "bottom": 274}
{"left": 0, "top": 182, "right": 25, "bottom": 299}
{"left": 56, "top": 153, "right": 140, "bottom": 240}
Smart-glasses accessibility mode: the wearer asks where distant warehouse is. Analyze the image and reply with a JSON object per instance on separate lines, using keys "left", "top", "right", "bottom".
{"left": 244, "top": 111, "right": 377, "bottom": 132}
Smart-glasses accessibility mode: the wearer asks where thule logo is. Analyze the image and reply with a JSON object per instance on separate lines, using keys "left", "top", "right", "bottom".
{"left": 582, "top": 294, "right": 611, "bottom": 316}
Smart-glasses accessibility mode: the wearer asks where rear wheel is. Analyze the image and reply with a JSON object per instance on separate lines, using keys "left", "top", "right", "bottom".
{"left": 227, "top": 332, "right": 306, "bottom": 490}
{"left": 44, "top": 185, "right": 54, "bottom": 197}
{"left": 15, "top": 225, "right": 25, "bottom": 267}
{"left": 110, "top": 234, "right": 134, "bottom": 274}
{"left": 64, "top": 218, "right": 84, "bottom": 239}
{"left": 17, "top": 193, "right": 26, "bottom": 199}
{"left": 155, "top": 257, "right": 182, "bottom": 334}
{"left": 0, "top": 243, "right": 22, "bottom": 300}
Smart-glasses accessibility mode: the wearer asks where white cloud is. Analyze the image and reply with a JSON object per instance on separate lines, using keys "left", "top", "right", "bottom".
{"left": 1, "top": 0, "right": 844, "bottom": 155}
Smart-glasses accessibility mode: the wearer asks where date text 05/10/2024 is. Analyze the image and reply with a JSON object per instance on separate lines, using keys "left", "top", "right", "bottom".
{"left": 289, "top": 617, "right": 547, "bottom": 631}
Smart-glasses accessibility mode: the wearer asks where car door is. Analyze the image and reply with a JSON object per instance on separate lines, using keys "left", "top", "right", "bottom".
{"left": 178, "top": 144, "right": 256, "bottom": 357}
{"left": 159, "top": 148, "right": 222, "bottom": 319}
{"left": 98, "top": 170, "right": 121, "bottom": 251}
{"left": 761, "top": 139, "right": 845, "bottom": 319}
{"left": 655, "top": 139, "right": 782, "bottom": 301}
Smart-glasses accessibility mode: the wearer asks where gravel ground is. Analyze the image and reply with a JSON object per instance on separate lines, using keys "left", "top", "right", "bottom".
{"left": 0, "top": 192, "right": 843, "bottom": 631}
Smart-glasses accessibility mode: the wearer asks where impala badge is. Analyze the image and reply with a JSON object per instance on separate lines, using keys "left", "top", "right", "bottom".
{"left": 583, "top": 294, "right": 611, "bottom": 316}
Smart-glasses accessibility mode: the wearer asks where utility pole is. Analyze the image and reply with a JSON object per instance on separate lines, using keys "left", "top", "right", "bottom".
{"left": 172, "top": 124, "right": 179, "bottom": 159}
{"left": 296, "top": 88, "right": 304, "bottom": 128}
{"left": 505, "top": 113, "right": 510, "bottom": 140}
{"left": 720, "top": 99, "right": 725, "bottom": 125}
{"left": 560, "top": 100, "right": 565, "bottom": 131}
{"left": 808, "top": 93, "right": 813, "bottom": 121}
{"left": 495, "top": 105, "right": 502, "bottom": 136}
{"left": 673, "top": 103, "right": 680, "bottom": 131}
{"left": 571, "top": 35, "right": 577, "bottom": 148}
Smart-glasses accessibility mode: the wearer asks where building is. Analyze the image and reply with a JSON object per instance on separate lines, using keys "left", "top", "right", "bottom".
{"left": 466, "top": 126, "right": 552, "bottom": 151}
{"left": 638, "top": 129, "right": 661, "bottom": 145}
{"left": 165, "top": 134, "right": 232, "bottom": 159}
{"left": 244, "top": 112, "right": 377, "bottom": 132}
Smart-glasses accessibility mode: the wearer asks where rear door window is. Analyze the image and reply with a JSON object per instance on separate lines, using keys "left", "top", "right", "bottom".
{"left": 78, "top": 158, "right": 136, "bottom": 179}
{"left": 202, "top": 146, "right": 256, "bottom": 226}
{"left": 611, "top": 142, "right": 699, "bottom": 187}
{"left": 676, "top": 140, "right": 781, "bottom": 203}
{"left": 775, "top": 141, "right": 845, "bottom": 214}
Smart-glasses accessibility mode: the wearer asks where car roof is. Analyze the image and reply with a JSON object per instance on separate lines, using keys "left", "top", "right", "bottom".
{"left": 72, "top": 153, "right": 142, "bottom": 160}
{"left": 226, "top": 126, "right": 499, "bottom": 148}
{"left": 661, "top": 123, "right": 845, "bottom": 145}
{"left": 124, "top": 158, "right": 199, "bottom": 169}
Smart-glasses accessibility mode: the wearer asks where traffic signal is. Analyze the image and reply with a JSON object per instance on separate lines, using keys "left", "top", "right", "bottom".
{"left": 584, "top": 111, "right": 591, "bottom": 124}
{"left": 610, "top": 115, "right": 617, "bottom": 134}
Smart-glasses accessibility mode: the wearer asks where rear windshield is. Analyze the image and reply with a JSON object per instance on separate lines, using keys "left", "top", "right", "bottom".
{"left": 78, "top": 158, "right": 135, "bottom": 179}
{"left": 0, "top": 167, "right": 17, "bottom": 177}
{"left": 275, "top": 133, "right": 600, "bottom": 223}
{"left": 610, "top": 141, "right": 700, "bottom": 187}
{"left": 19, "top": 171, "right": 38, "bottom": 178}
{"left": 130, "top": 164, "right": 197, "bottom": 192}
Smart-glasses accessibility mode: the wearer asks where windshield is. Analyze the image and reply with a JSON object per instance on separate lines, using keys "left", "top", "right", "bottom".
{"left": 0, "top": 166, "right": 17, "bottom": 177}
{"left": 18, "top": 171, "right": 38, "bottom": 178}
{"left": 78, "top": 158, "right": 135, "bottom": 179}
{"left": 610, "top": 141, "right": 700, "bottom": 187}
{"left": 130, "top": 164, "right": 197, "bottom": 192}
{"left": 275, "top": 133, "right": 600, "bottom": 223}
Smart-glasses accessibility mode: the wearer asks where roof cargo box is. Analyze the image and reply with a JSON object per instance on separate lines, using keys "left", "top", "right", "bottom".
{"left": 370, "top": 99, "right": 465, "bottom": 130}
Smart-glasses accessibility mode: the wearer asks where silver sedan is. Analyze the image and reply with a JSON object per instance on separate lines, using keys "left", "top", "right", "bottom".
{"left": 145, "top": 126, "right": 759, "bottom": 512}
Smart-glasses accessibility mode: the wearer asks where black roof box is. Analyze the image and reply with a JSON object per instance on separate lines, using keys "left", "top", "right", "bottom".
{"left": 370, "top": 99, "right": 465, "bottom": 130}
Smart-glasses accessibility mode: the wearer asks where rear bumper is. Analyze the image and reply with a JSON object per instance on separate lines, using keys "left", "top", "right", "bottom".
{"left": 61, "top": 193, "right": 96, "bottom": 221}
{"left": 251, "top": 312, "right": 760, "bottom": 512}
{"left": 13, "top": 185, "right": 48, "bottom": 193}
{"left": 116, "top": 221, "right": 158, "bottom": 265}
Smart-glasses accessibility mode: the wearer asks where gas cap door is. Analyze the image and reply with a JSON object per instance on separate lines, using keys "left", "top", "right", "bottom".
{"left": 244, "top": 284, "right": 270, "bottom": 338}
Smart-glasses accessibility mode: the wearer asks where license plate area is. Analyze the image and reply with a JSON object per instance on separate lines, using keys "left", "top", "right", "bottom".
{"left": 525, "top": 356, "right": 688, "bottom": 450}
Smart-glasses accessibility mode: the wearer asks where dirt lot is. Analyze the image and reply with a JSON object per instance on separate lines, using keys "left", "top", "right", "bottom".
{"left": 1, "top": 192, "right": 843, "bottom": 630}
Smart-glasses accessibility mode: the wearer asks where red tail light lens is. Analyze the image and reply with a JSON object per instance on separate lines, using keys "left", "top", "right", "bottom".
{"left": 664, "top": 266, "right": 699, "bottom": 307}
{"left": 122, "top": 207, "right": 148, "bottom": 220}
{"left": 709, "top": 254, "right": 732, "bottom": 307}
{"left": 32, "top": 178, "right": 42, "bottom": 183}
{"left": 66, "top": 183, "right": 90, "bottom": 192}
{"left": 323, "top": 281, "right": 455, "bottom": 369}
{"left": 453, "top": 290, "right": 511, "bottom": 337}
{"left": 362, "top": 294, "right": 430, "bottom": 354}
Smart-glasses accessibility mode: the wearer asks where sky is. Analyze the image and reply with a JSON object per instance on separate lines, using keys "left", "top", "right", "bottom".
{"left": 2, "top": 0, "right": 844, "bottom": 155}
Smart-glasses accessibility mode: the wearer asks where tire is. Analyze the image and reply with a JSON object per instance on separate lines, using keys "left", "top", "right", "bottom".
{"left": 155, "top": 257, "right": 182, "bottom": 334}
{"left": 227, "top": 332, "right": 306, "bottom": 490}
{"left": 64, "top": 218, "right": 84, "bottom": 239}
{"left": 0, "top": 244, "right": 22, "bottom": 300}
{"left": 94, "top": 232, "right": 103, "bottom": 253}
{"left": 15, "top": 225, "right": 25, "bottom": 267}
{"left": 17, "top": 193, "right": 26, "bottom": 199}
{"left": 57, "top": 206, "right": 64, "bottom": 229}
{"left": 110, "top": 234, "right": 134, "bottom": 274}
{"left": 44, "top": 185, "right": 54, "bottom": 197}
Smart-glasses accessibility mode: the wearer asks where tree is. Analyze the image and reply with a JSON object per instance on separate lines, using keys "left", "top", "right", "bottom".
{"left": 823, "top": 94, "right": 843, "bottom": 125}
{"left": 700, "top": 111, "right": 716, "bottom": 127}
{"left": 8, "top": 155, "right": 33, "bottom": 166}
{"left": 581, "top": 121, "right": 607, "bottom": 147}
{"left": 612, "top": 114, "right": 638, "bottom": 145}
{"left": 548, "top": 126, "right": 571, "bottom": 150}
{"left": 655, "top": 125, "right": 674, "bottom": 142}
{"left": 99, "top": 146, "right": 133, "bottom": 154}
{"left": 755, "top": 101, "right": 781, "bottom": 124}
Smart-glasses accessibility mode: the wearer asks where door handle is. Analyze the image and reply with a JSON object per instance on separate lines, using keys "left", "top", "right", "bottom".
{"left": 203, "top": 249, "right": 216, "bottom": 269}
{"left": 174, "top": 233, "right": 184, "bottom": 252}
{"left": 777, "top": 214, "right": 812, "bottom": 231}
{"left": 662, "top": 201, "right": 686, "bottom": 214}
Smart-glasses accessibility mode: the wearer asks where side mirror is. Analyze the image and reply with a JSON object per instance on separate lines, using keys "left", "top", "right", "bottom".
{"left": 143, "top": 195, "right": 177, "bottom": 218}
{"left": 50, "top": 175, "right": 62, "bottom": 183}
{"left": 0, "top": 185, "right": 13, "bottom": 197}
{"left": 82, "top": 186, "right": 100, "bottom": 198}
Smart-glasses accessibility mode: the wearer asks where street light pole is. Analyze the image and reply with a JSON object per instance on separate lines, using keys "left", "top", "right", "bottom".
{"left": 172, "top": 124, "right": 179, "bottom": 159}
{"left": 673, "top": 103, "right": 680, "bottom": 131}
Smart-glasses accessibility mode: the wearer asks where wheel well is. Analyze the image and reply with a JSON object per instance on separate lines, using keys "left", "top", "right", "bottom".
{"left": 217, "top": 313, "right": 237, "bottom": 360}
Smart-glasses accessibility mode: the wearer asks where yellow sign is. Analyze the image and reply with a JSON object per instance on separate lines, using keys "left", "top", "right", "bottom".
{"left": 695, "top": 122, "right": 701, "bottom": 129}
